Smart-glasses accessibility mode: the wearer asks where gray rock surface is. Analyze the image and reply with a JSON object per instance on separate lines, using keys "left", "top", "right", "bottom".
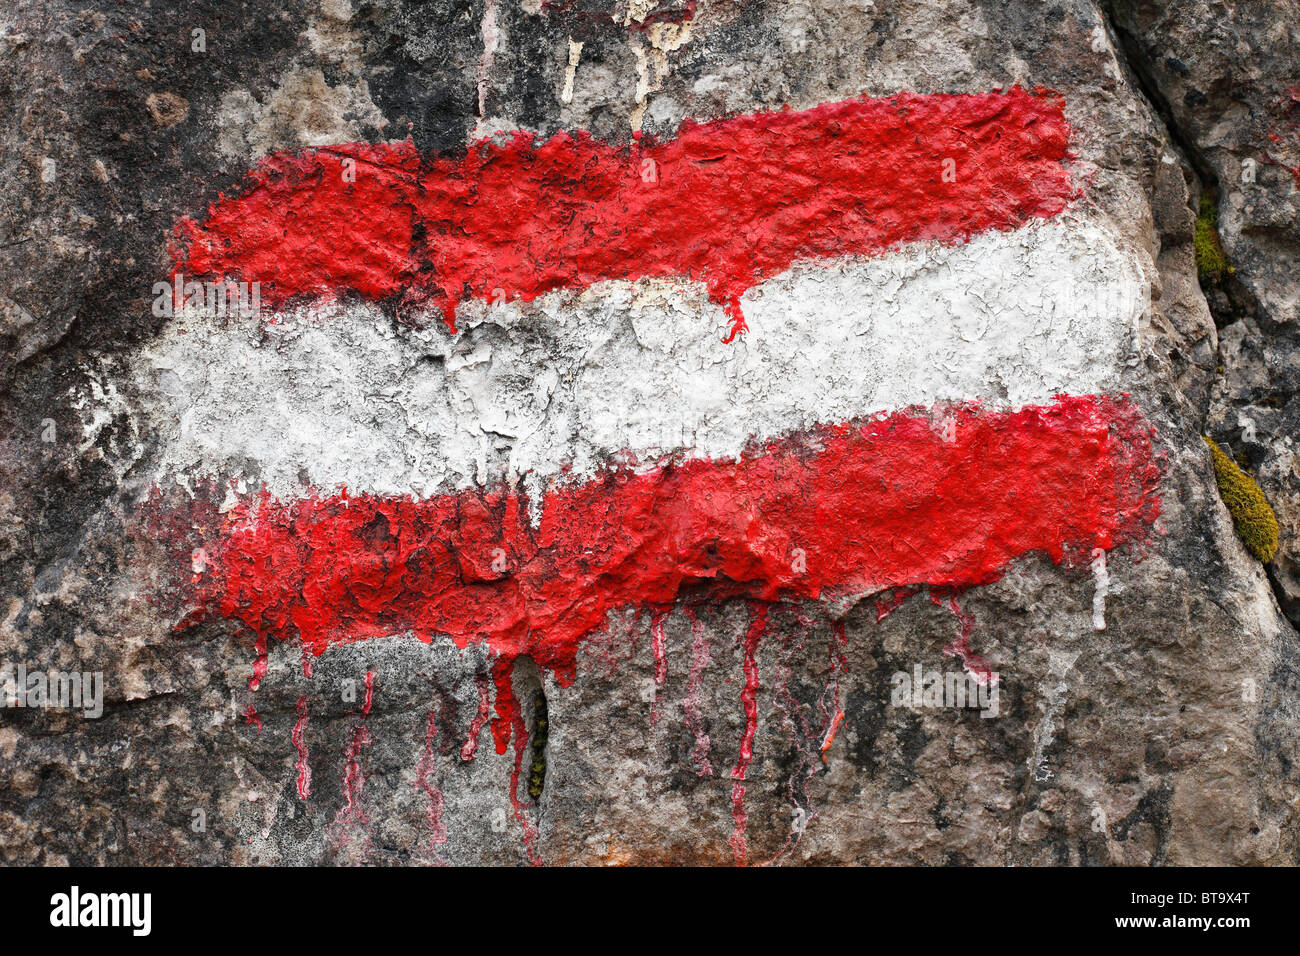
{"left": 1105, "top": 0, "right": 1300, "bottom": 622}
{"left": 1, "top": 0, "right": 1297, "bottom": 865}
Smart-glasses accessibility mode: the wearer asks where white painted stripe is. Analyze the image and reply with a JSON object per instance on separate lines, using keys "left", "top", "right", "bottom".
{"left": 135, "top": 215, "right": 1146, "bottom": 505}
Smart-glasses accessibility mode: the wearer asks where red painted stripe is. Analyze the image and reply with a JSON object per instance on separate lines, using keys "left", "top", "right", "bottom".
{"left": 170, "top": 396, "right": 1159, "bottom": 684}
{"left": 171, "top": 88, "right": 1075, "bottom": 335}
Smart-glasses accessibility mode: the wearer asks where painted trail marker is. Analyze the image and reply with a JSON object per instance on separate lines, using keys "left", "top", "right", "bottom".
{"left": 138, "top": 86, "right": 1163, "bottom": 864}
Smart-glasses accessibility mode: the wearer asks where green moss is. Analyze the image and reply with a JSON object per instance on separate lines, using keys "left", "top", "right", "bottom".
{"left": 528, "top": 692, "right": 548, "bottom": 801}
{"left": 1194, "top": 194, "right": 1234, "bottom": 284}
{"left": 1204, "top": 437, "right": 1279, "bottom": 563}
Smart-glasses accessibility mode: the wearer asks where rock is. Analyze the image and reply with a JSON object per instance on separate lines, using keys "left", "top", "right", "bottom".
{"left": 0, "top": 0, "right": 1297, "bottom": 866}
{"left": 1104, "top": 0, "right": 1300, "bottom": 625}
{"left": 145, "top": 91, "right": 190, "bottom": 128}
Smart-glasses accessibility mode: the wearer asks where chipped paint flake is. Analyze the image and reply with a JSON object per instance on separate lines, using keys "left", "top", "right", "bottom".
{"left": 561, "top": 38, "right": 583, "bottom": 104}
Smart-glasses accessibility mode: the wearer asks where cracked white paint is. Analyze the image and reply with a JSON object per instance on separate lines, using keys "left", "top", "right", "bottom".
{"left": 622, "top": 0, "right": 661, "bottom": 25}
{"left": 73, "top": 363, "right": 139, "bottom": 468}
{"left": 135, "top": 215, "right": 1146, "bottom": 513}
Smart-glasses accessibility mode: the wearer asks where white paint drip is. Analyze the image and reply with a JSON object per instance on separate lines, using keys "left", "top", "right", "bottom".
{"left": 134, "top": 215, "right": 1146, "bottom": 510}
{"left": 477, "top": 0, "right": 501, "bottom": 118}
{"left": 1090, "top": 548, "right": 1109, "bottom": 631}
{"left": 627, "top": 19, "right": 694, "bottom": 132}
{"left": 561, "top": 38, "right": 583, "bottom": 104}
{"left": 1028, "top": 648, "right": 1081, "bottom": 783}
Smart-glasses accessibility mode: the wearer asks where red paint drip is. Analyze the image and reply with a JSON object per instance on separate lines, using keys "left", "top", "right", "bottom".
{"left": 489, "top": 657, "right": 519, "bottom": 756}
{"left": 931, "top": 591, "right": 996, "bottom": 683}
{"left": 461, "top": 672, "right": 492, "bottom": 762}
{"left": 171, "top": 89, "right": 1075, "bottom": 333}
{"left": 730, "top": 605, "right": 767, "bottom": 782}
{"left": 488, "top": 658, "right": 541, "bottom": 865}
{"left": 831, "top": 620, "right": 849, "bottom": 677}
{"left": 651, "top": 611, "right": 669, "bottom": 687}
{"left": 361, "top": 669, "right": 375, "bottom": 715}
{"left": 819, "top": 620, "right": 849, "bottom": 764}
{"left": 682, "top": 607, "right": 714, "bottom": 777}
{"left": 334, "top": 724, "right": 373, "bottom": 835}
{"left": 416, "top": 707, "right": 449, "bottom": 856}
{"left": 585, "top": 608, "right": 637, "bottom": 679}
{"left": 177, "top": 397, "right": 1161, "bottom": 687}
{"left": 331, "top": 670, "right": 376, "bottom": 857}
{"left": 819, "top": 711, "right": 845, "bottom": 764}
{"left": 728, "top": 603, "right": 767, "bottom": 866}
{"left": 649, "top": 610, "right": 668, "bottom": 726}
{"left": 508, "top": 720, "right": 541, "bottom": 867}
{"left": 766, "top": 611, "right": 826, "bottom": 864}
{"left": 291, "top": 695, "right": 311, "bottom": 799}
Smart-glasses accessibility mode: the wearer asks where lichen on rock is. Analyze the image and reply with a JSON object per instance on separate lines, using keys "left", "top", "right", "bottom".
{"left": 1193, "top": 194, "right": 1232, "bottom": 285}
{"left": 1204, "top": 437, "right": 1279, "bottom": 564}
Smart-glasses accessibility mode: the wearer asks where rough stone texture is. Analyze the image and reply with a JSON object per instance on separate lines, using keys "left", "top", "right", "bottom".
{"left": 0, "top": 0, "right": 1297, "bottom": 865}
{"left": 1104, "top": 0, "right": 1300, "bottom": 623}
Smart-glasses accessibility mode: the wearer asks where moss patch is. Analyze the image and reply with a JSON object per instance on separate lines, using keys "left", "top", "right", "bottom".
{"left": 1204, "top": 437, "right": 1279, "bottom": 563}
{"left": 1194, "top": 194, "right": 1233, "bottom": 284}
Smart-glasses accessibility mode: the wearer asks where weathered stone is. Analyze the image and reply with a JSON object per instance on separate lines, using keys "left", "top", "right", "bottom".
{"left": 1, "top": 0, "right": 1297, "bottom": 866}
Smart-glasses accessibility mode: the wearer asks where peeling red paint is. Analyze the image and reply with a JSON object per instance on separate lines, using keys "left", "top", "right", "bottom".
{"left": 171, "top": 88, "right": 1075, "bottom": 336}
